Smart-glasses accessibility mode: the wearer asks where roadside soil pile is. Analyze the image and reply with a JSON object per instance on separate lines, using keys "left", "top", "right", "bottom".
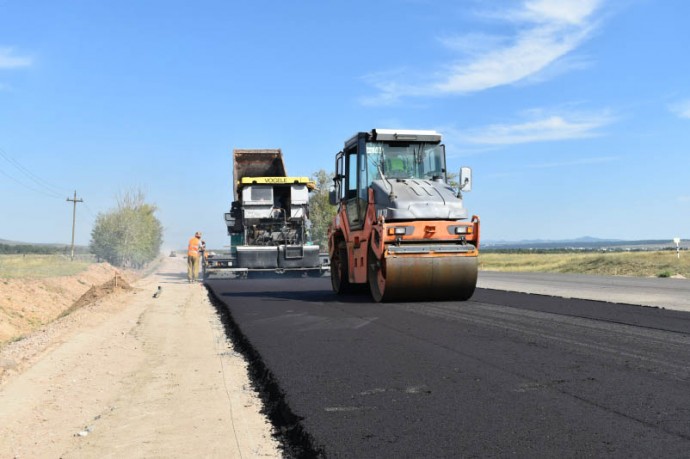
{"left": 0, "top": 263, "right": 131, "bottom": 346}
{"left": 67, "top": 275, "right": 132, "bottom": 313}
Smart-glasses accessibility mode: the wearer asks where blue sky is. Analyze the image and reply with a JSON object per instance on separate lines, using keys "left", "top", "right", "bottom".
{"left": 1, "top": 0, "right": 688, "bottom": 250}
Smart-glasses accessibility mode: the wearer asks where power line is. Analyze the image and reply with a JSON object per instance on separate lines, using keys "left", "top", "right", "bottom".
{"left": 0, "top": 166, "right": 64, "bottom": 198}
{"left": 83, "top": 201, "right": 99, "bottom": 218}
{"left": 0, "top": 147, "right": 69, "bottom": 195}
{"left": 0, "top": 147, "right": 70, "bottom": 198}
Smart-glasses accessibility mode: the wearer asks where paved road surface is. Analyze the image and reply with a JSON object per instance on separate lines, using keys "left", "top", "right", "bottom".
{"left": 478, "top": 271, "right": 690, "bottom": 311}
{"left": 206, "top": 276, "right": 690, "bottom": 458}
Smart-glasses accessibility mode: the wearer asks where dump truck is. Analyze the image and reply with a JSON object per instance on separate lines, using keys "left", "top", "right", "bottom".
{"left": 328, "top": 129, "right": 479, "bottom": 301}
{"left": 204, "top": 149, "right": 327, "bottom": 278}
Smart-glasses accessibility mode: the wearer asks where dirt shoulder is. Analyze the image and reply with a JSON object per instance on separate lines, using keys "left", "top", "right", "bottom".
{"left": 0, "top": 256, "right": 280, "bottom": 458}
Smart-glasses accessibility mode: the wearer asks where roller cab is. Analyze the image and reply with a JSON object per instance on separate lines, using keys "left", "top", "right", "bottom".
{"left": 328, "top": 129, "right": 480, "bottom": 302}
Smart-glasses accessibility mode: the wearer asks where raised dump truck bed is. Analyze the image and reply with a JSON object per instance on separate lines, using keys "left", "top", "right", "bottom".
{"left": 231, "top": 149, "right": 286, "bottom": 198}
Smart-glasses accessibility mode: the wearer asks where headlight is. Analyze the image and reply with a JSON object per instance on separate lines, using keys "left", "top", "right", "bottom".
{"left": 387, "top": 226, "right": 409, "bottom": 236}
{"left": 454, "top": 226, "right": 473, "bottom": 234}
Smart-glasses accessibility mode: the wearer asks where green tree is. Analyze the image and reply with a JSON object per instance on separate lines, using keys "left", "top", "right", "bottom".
{"left": 309, "top": 169, "right": 337, "bottom": 250}
{"left": 447, "top": 171, "right": 458, "bottom": 191}
{"left": 90, "top": 190, "right": 163, "bottom": 268}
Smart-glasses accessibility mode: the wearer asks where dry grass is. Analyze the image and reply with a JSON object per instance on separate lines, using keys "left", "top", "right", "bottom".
{"left": 479, "top": 251, "right": 690, "bottom": 278}
{"left": 0, "top": 254, "right": 92, "bottom": 279}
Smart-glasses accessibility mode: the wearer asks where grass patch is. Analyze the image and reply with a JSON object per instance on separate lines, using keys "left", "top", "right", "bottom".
{"left": 479, "top": 251, "right": 690, "bottom": 278}
{"left": 0, "top": 254, "right": 93, "bottom": 279}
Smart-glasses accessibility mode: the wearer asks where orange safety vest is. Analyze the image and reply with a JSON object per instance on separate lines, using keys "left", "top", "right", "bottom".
{"left": 188, "top": 237, "right": 200, "bottom": 257}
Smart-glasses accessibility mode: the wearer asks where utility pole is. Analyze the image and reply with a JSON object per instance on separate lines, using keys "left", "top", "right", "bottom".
{"left": 66, "top": 190, "right": 83, "bottom": 261}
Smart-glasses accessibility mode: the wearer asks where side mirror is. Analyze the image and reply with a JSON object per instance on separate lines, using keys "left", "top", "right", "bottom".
{"left": 329, "top": 188, "right": 338, "bottom": 205}
{"left": 459, "top": 167, "right": 472, "bottom": 192}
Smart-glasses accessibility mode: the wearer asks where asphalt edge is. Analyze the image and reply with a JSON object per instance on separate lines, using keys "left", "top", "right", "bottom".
{"left": 204, "top": 284, "right": 326, "bottom": 459}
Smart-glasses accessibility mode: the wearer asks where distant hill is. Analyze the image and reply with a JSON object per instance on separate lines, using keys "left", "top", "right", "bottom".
{"left": 483, "top": 237, "right": 685, "bottom": 251}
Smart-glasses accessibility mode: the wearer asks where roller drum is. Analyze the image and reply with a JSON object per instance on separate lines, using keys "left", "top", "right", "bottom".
{"left": 369, "top": 253, "right": 478, "bottom": 302}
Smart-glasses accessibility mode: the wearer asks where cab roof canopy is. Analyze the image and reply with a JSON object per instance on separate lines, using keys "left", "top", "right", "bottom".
{"left": 372, "top": 129, "right": 442, "bottom": 142}
{"left": 345, "top": 129, "right": 442, "bottom": 147}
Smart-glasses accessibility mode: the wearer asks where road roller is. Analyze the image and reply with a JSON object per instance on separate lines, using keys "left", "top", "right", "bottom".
{"left": 328, "top": 129, "right": 480, "bottom": 302}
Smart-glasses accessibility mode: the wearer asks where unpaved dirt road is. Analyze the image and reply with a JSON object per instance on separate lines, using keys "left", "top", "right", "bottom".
{"left": 0, "top": 257, "right": 280, "bottom": 458}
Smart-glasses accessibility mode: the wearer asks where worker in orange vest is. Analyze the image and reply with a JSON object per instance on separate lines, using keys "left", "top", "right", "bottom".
{"left": 187, "top": 231, "right": 202, "bottom": 283}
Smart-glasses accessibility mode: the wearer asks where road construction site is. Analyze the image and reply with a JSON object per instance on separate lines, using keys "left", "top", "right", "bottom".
{"left": 3, "top": 253, "right": 690, "bottom": 457}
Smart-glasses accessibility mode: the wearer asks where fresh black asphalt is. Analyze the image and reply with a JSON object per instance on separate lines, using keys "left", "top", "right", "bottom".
{"left": 205, "top": 276, "right": 690, "bottom": 458}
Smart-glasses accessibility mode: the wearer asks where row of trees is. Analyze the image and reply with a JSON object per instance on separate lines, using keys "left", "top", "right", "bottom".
{"left": 0, "top": 244, "right": 84, "bottom": 255}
